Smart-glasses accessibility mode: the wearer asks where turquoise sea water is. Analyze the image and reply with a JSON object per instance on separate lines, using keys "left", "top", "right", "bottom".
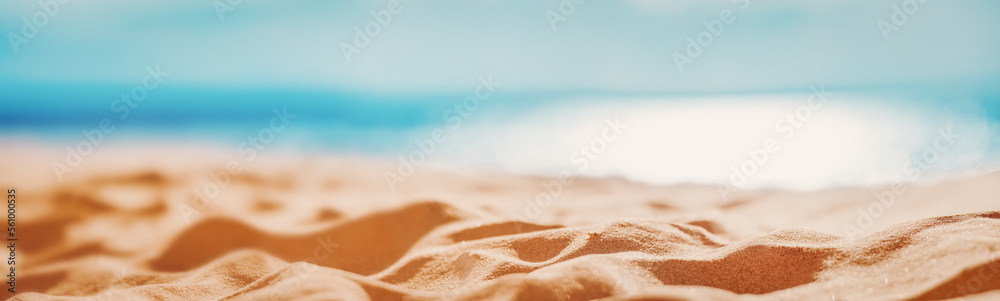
{"left": 3, "top": 83, "right": 999, "bottom": 190}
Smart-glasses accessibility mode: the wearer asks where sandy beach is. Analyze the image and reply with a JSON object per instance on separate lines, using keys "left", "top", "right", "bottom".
{"left": 2, "top": 145, "right": 998, "bottom": 300}
{"left": 4, "top": 0, "right": 999, "bottom": 299}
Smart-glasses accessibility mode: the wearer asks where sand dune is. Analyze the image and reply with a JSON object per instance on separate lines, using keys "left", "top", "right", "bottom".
{"left": 3, "top": 149, "right": 1000, "bottom": 300}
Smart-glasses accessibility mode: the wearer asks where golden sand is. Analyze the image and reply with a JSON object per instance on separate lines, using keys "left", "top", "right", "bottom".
{"left": 3, "top": 146, "right": 999, "bottom": 300}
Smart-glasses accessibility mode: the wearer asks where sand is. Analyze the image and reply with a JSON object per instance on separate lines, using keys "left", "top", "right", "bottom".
{"left": 2, "top": 145, "right": 999, "bottom": 300}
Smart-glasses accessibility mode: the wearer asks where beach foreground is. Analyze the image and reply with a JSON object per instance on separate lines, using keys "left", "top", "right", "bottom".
{"left": 3, "top": 146, "right": 999, "bottom": 300}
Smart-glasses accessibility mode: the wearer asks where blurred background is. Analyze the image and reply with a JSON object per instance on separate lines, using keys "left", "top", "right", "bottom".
{"left": 2, "top": 0, "right": 999, "bottom": 190}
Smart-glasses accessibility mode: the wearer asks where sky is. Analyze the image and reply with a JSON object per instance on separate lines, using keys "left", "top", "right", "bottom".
{"left": 1, "top": 0, "right": 999, "bottom": 94}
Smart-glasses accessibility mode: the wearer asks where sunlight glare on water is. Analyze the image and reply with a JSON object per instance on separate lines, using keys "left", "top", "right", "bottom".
{"left": 434, "top": 95, "right": 998, "bottom": 190}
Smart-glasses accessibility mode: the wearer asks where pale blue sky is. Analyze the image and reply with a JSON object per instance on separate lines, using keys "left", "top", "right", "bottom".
{"left": 1, "top": 0, "right": 999, "bottom": 94}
